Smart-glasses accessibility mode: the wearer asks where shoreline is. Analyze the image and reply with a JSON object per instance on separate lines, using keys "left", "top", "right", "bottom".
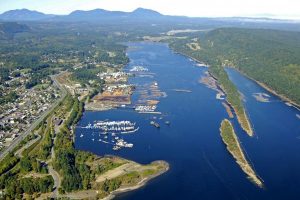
{"left": 102, "top": 160, "right": 169, "bottom": 200}
{"left": 169, "top": 48, "right": 209, "bottom": 67}
{"left": 168, "top": 46, "right": 254, "bottom": 136}
{"left": 227, "top": 67, "right": 300, "bottom": 110}
{"left": 78, "top": 42, "right": 169, "bottom": 199}
{"left": 58, "top": 158, "right": 169, "bottom": 200}
{"left": 222, "top": 102, "right": 234, "bottom": 118}
{"left": 228, "top": 102, "right": 253, "bottom": 137}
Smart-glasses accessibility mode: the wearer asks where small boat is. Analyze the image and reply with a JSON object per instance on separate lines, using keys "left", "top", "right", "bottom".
{"left": 113, "top": 146, "right": 121, "bottom": 151}
{"left": 125, "top": 143, "right": 133, "bottom": 148}
{"left": 165, "top": 121, "right": 170, "bottom": 125}
{"left": 121, "top": 127, "right": 140, "bottom": 134}
{"left": 92, "top": 138, "right": 95, "bottom": 142}
{"left": 150, "top": 121, "right": 160, "bottom": 128}
{"left": 80, "top": 134, "right": 84, "bottom": 138}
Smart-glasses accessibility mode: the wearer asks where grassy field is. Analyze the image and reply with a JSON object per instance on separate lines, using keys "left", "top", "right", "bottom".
{"left": 93, "top": 159, "right": 169, "bottom": 199}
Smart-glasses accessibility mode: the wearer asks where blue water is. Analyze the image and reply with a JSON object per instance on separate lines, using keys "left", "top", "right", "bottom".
{"left": 75, "top": 42, "right": 300, "bottom": 200}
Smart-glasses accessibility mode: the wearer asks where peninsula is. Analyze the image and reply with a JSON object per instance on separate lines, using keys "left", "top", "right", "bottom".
{"left": 220, "top": 119, "right": 263, "bottom": 187}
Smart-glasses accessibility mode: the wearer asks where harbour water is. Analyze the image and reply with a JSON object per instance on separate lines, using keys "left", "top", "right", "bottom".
{"left": 75, "top": 42, "right": 300, "bottom": 199}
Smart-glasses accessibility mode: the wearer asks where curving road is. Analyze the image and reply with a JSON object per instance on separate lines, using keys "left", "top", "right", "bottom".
{"left": 0, "top": 72, "right": 67, "bottom": 161}
{"left": 48, "top": 164, "right": 61, "bottom": 199}
{"left": 14, "top": 132, "right": 41, "bottom": 158}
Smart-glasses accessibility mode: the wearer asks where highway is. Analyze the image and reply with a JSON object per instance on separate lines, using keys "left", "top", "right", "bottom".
{"left": 0, "top": 72, "right": 67, "bottom": 161}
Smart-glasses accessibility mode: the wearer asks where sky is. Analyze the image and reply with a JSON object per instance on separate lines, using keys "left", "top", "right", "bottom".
{"left": 0, "top": 0, "right": 300, "bottom": 20}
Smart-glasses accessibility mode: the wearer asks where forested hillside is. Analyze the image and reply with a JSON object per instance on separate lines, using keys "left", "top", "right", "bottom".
{"left": 0, "top": 22, "right": 29, "bottom": 39}
{"left": 209, "top": 28, "right": 300, "bottom": 105}
{"left": 170, "top": 28, "right": 300, "bottom": 106}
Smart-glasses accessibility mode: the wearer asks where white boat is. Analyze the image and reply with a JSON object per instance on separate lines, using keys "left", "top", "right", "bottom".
{"left": 113, "top": 146, "right": 121, "bottom": 151}
{"left": 125, "top": 143, "right": 133, "bottom": 148}
{"left": 121, "top": 127, "right": 139, "bottom": 134}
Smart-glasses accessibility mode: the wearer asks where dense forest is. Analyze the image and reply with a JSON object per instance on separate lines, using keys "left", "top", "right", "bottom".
{"left": 0, "top": 93, "right": 94, "bottom": 198}
{"left": 170, "top": 28, "right": 300, "bottom": 106}
{"left": 0, "top": 22, "right": 30, "bottom": 39}
{"left": 205, "top": 28, "right": 300, "bottom": 105}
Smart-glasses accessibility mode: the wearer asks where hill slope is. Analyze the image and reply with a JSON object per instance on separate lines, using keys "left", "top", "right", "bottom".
{"left": 0, "top": 22, "right": 30, "bottom": 39}
{"left": 0, "top": 9, "right": 53, "bottom": 21}
{"left": 170, "top": 28, "right": 300, "bottom": 106}
{"left": 202, "top": 28, "right": 300, "bottom": 106}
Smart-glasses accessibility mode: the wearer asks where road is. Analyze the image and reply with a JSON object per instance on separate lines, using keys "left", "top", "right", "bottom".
{"left": 14, "top": 132, "right": 41, "bottom": 158}
{"left": 0, "top": 72, "right": 67, "bottom": 161}
{"left": 48, "top": 164, "right": 61, "bottom": 198}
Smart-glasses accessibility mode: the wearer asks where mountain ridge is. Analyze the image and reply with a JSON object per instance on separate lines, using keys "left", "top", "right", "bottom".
{"left": 0, "top": 9, "right": 54, "bottom": 21}
{"left": 1, "top": 8, "right": 299, "bottom": 23}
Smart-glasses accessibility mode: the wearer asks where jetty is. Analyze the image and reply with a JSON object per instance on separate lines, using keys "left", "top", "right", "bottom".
{"left": 172, "top": 89, "right": 192, "bottom": 93}
{"left": 135, "top": 105, "right": 157, "bottom": 112}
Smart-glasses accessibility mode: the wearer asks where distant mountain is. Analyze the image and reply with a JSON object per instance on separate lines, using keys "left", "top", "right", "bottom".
{"left": 0, "top": 8, "right": 299, "bottom": 27}
{"left": 64, "top": 9, "right": 127, "bottom": 21}
{"left": 0, "top": 8, "right": 164, "bottom": 22}
{"left": 0, "top": 9, "right": 54, "bottom": 21}
{"left": 61, "top": 7, "right": 163, "bottom": 22}
{"left": 131, "top": 8, "right": 162, "bottom": 17}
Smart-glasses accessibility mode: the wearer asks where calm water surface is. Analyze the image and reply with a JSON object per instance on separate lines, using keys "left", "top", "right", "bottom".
{"left": 75, "top": 42, "right": 300, "bottom": 200}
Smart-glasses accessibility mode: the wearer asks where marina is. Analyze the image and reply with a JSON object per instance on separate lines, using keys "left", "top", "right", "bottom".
{"left": 80, "top": 120, "right": 139, "bottom": 134}
{"left": 78, "top": 120, "right": 138, "bottom": 150}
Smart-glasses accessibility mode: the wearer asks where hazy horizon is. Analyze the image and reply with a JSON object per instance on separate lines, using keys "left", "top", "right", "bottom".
{"left": 1, "top": 0, "right": 300, "bottom": 20}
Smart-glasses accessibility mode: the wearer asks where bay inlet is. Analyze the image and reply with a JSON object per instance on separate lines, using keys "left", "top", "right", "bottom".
{"left": 75, "top": 42, "right": 300, "bottom": 200}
